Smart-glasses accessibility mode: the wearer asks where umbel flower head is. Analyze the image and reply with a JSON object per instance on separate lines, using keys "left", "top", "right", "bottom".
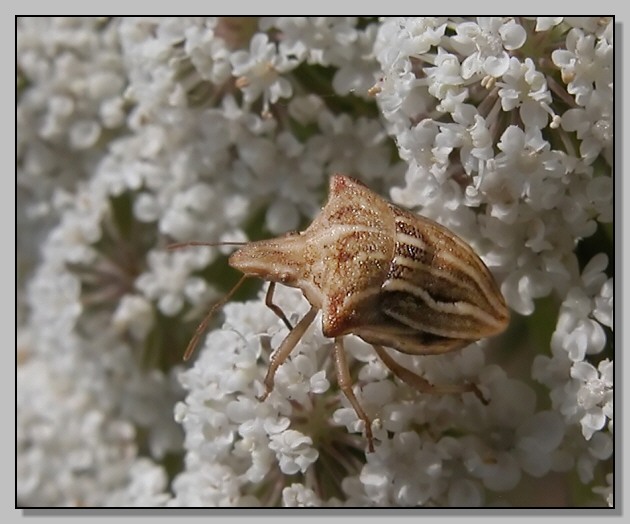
{"left": 17, "top": 17, "right": 612, "bottom": 507}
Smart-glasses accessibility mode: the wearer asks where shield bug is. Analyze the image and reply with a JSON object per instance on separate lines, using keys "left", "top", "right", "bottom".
{"left": 178, "top": 174, "right": 510, "bottom": 451}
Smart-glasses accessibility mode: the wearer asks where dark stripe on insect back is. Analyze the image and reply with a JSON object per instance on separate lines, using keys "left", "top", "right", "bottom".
{"left": 379, "top": 288, "right": 499, "bottom": 338}
{"left": 389, "top": 251, "right": 498, "bottom": 316}
{"left": 395, "top": 235, "right": 435, "bottom": 266}
{"left": 395, "top": 217, "right": 429, "bottom": 246}
{"left": 393, "top": 216, "right": 504, "bottom": 319}
{"left": 387, "top": 257, "right": 472, "bottom": 305}
{"left": 394, "top": 209, "right": 473, "bottom": 258}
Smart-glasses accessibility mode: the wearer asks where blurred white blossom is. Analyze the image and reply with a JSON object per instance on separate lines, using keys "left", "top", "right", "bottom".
{"left": 18, "top": 17, "right": 613, "bottom": 507}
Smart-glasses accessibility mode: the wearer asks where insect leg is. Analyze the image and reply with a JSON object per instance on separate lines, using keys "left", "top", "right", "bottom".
{"left": 264, "top": 282, "right": 293, "bottom": 330}
{"left": 372, "top": 344, "right": 486, "bottom": 402}
{"left": 333, "top": 337, "right": 375, "bottom": 452}
{"left": 258, "top": 306, "right": 318, "bottom": 401}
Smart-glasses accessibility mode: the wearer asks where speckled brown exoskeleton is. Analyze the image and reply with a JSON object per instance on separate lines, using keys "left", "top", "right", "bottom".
{"left": 177, "top": 174, "right": 510, "bottom": 451}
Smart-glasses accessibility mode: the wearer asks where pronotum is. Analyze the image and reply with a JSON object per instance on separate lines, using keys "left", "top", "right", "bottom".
{"left": 178, "top": 174, "right": 510, "bottom": 452}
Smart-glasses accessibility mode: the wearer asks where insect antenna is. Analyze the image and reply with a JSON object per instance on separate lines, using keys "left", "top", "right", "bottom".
{"left": 167, "top": 241, "right": 250, "bottom": 362}
{"left": 167, "top": 240, "right": 249, "bottom": 250}
{"left": 182, "top": 273, "right": 250, "bottom": 361}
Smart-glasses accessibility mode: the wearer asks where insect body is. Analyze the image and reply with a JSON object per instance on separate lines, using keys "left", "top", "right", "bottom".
{"left": 193, "top": 175, "right": 509, "bottom": 451}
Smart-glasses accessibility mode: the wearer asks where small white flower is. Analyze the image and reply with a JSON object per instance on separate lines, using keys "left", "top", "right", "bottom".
{"left": 105, "top": 458, "right": 170, "bottom": 507}
{"left": 264, "top": 17, "right": 358, "bottom": 67}
{"left": 287, "top": 94, "right": 325, "bottom": 125}
{"left": 592, "top": 472, "right": 613, "bottom": 507}
{"left": 424, "top": 48, "right": 466, "bottom": 101}
{"left": 498, "top": 57, "right": 554, "bottom": 129}
{"left": 282, "top": 483, "right": 323, "bottom": 507}
{"left": 500, "top": 266, "right": 553, "bottom": 316}
{"left": 133, "top": 192, "right": 161, "bottom": 223}
{"left": 447, "top": 478, "right": 484, "bottom": 507}
{"left": 461, "top": 379, "right": 565, "bottom": 492}
{"left": 452, "top": 17, "right": 526, "bottom": 79}
{"left": 135, "top": 248, "right": 213, "bottom": 316}
{"left": 533, "top": 17, "right": 563, "bottom": 32}
{"left": 435, "top": 112, "right": 493, "bottom": 176}
{"left": 184, "top": 19, "right": 232, "bottom": 85}
{"left": 552, "top": 289, "right": 607, "bottom": 362}
{"left": 309, "top": 370, "right": 330, "bottom": 394}
{"left": 265, "top": 198, "right": 300, "bottom": 234}
{"left": 400, "top": 17, "right": 447, "bottom": 56}
{"left": 550, "top": 254, "right": 610, "bottom": 362}
{"left": 69, "top": 119, "right": 101, "bottom": 149}
{"left": 560, "top": 89, "right": 612, "bottom": 164}
{"left": 112, "top": 294, "right": 155, "bottom": 340}
{"left": 359, "top": 432, "right": 445, "bottom": 506}
{"left": 571, "top": 359, "right": 613, "bottom": 440}
{"left": 330, "top": 23, "right": 380, "bottom": 96}
{"left": 269, "top": 430, "right": 319, "bottom": 475}
{"left": 230, "top": 33, "right": 295, "bottom": 109}
{"left": 593, "top": 278, "right": 613, "bottom": 329}
{"left": 552, "top": 27, "right": 613, "bottom": 105}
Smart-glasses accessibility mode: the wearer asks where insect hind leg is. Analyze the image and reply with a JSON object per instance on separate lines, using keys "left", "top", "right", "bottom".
{"left": 372, "top": 344, "right": 487, "bottom": 403}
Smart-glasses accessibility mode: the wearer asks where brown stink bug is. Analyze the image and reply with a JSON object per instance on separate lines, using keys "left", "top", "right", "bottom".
{"left": 177, "top": 174, "right": 510, "bottom": 451}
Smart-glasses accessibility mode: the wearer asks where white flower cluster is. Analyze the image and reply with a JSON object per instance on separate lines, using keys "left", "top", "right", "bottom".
{"left": 533, "top": 254, "right": 613, "bottom": 445}
{"left": 17, "top": 18, "right": 126, "bottom": 198}
{"left": 17, "top": 17, "right": 613, "bottom": 507}
{"left": 17, "top": 17, "right": 128, "bottom": 293}
{"left": 371, "top": 16, "right": 613, "bottom": 506}
{"left": 171, "top": 287, "right": 328, "bottom": 506}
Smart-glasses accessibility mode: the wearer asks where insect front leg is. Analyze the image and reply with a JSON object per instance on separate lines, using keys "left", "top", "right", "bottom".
{"left": 264, "top": 282, "right": 293, "bottom": 330}
{"left": 372, "top": 344, "right": 487, "bottom": 403}
{"left": 258, "top": 306, "right": 318, "bottom": 401}
{"left": 333, "top": 337, "right": 375, "bottom": 452}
